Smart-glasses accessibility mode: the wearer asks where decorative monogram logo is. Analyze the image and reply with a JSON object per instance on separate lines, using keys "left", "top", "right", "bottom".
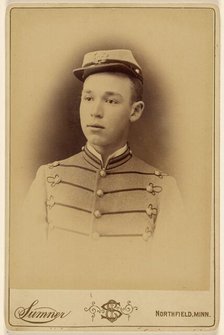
{"left": 84, "top": 299, "right": 138, "bottom": 322}
{"left": 101, "top": 300, "right": 122, "bottom": 322}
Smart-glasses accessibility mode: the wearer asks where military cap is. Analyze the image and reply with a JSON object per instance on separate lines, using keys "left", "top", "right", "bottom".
{"left": 73, "top": 49, "right": 143, "bottom": 83}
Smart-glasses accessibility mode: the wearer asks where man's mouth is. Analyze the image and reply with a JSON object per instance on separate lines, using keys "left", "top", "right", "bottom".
{"left": 87, "top": 124, "right": 105, "bottom": 129}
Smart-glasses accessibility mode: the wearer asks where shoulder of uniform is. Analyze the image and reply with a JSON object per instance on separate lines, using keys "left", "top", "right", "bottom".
{"left": 46, "top": 151, "right": 83, "bottom": 169}
{"left": 130, "top": 154, "right": 169, "bottom": 177}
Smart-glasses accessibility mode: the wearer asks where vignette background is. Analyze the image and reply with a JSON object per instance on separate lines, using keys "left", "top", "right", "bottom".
{"left": 9, "top": 6, "right": 215, "bottom": 290}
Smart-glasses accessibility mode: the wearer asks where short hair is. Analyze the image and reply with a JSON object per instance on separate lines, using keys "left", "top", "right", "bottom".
{"left": 129, "top": 76, "right": 143, "bottom": 103}
{"left": 83, "top": 71, "right": 143, "bottom": 103}
{"left": 109, "top": 72, "right": 143, "bottom": 103}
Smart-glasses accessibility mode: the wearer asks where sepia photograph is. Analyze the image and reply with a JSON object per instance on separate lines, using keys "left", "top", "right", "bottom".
{"left": 6, "top": 3, "right": 219, "bottom": 331}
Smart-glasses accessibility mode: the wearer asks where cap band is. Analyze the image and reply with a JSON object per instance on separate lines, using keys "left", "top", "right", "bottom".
{"left": 73, "top": 49, "right": 143, "bottom": 83}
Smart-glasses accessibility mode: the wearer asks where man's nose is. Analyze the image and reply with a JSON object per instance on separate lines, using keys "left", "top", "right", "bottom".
{"left": 91, "top": 100, "right": 104, "bottom": 118}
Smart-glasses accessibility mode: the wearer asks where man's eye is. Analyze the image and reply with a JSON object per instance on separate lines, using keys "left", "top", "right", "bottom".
{"left": 83, "top": 96, "right": 93, "bottom": 101}
{"left": 105, "top": 98, "right": 119, "bottom": 104}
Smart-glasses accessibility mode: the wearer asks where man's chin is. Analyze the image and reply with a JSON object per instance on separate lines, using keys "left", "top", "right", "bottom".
{"left": 88, "top": 140, "right": 107, "bottom": 148}
{"left": 85, "top": 133, "right": 105, "bottom": 144}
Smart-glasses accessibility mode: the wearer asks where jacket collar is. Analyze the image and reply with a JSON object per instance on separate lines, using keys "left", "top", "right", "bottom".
{"left": 82, "top": 143, "right": 132, "bottom": 170}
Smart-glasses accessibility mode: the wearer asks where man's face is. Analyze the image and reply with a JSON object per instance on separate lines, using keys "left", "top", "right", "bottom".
{"left": 80, "top": 72, "right": 136, "bottom": 153}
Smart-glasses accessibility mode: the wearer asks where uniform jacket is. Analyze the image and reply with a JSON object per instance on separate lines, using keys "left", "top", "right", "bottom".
{"left": 12, "top": 146, "right": 192, "bottom": 290}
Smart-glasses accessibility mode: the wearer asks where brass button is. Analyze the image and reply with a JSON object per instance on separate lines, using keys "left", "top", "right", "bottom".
{"left": 94, "top": 210, "right": 102, "bottom": 218}
{"left": 146, "top": 183, "right": 153, "bottom": 193}
{"left": 145, "top": 226, "right": 152, "bottom": 234}
{"left": 46, "top": 195, "right": 55, "bottom": 209}
{"left": 146, "top": 204, "right": 157, "bottom": 218}
{"left": 92, "top": 232, "right": 100, "bottom": 240}
{"left": 142, "top": 231, "right": 152, "bottom": 241}
{"left": 96, "top": 189, "right": 104, "bottom": 197}
{"left": 47, "top": 174, "right": 61, "bottom": 187}
{"left": 48, "top": 161, "right": 60, "bottom": 169}
{"left": 99, "top": 169, "right": 106, "bottom": 177}
{"left": 146, "top": 207, "right": 152, "bottom": 216}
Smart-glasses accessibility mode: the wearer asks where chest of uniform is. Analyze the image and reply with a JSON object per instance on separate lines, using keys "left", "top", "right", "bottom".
{"left": 45, "top": 165, "right": 163, "bottom": 241}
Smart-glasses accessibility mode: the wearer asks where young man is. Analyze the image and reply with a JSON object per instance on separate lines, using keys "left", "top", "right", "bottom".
{"left": 12, "top": 50, "right": 190, "bottom": 290}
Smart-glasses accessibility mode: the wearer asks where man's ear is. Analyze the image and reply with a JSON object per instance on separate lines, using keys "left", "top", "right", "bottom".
{"left": 129, "top": 101, "right": 145, "bottom": 123}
